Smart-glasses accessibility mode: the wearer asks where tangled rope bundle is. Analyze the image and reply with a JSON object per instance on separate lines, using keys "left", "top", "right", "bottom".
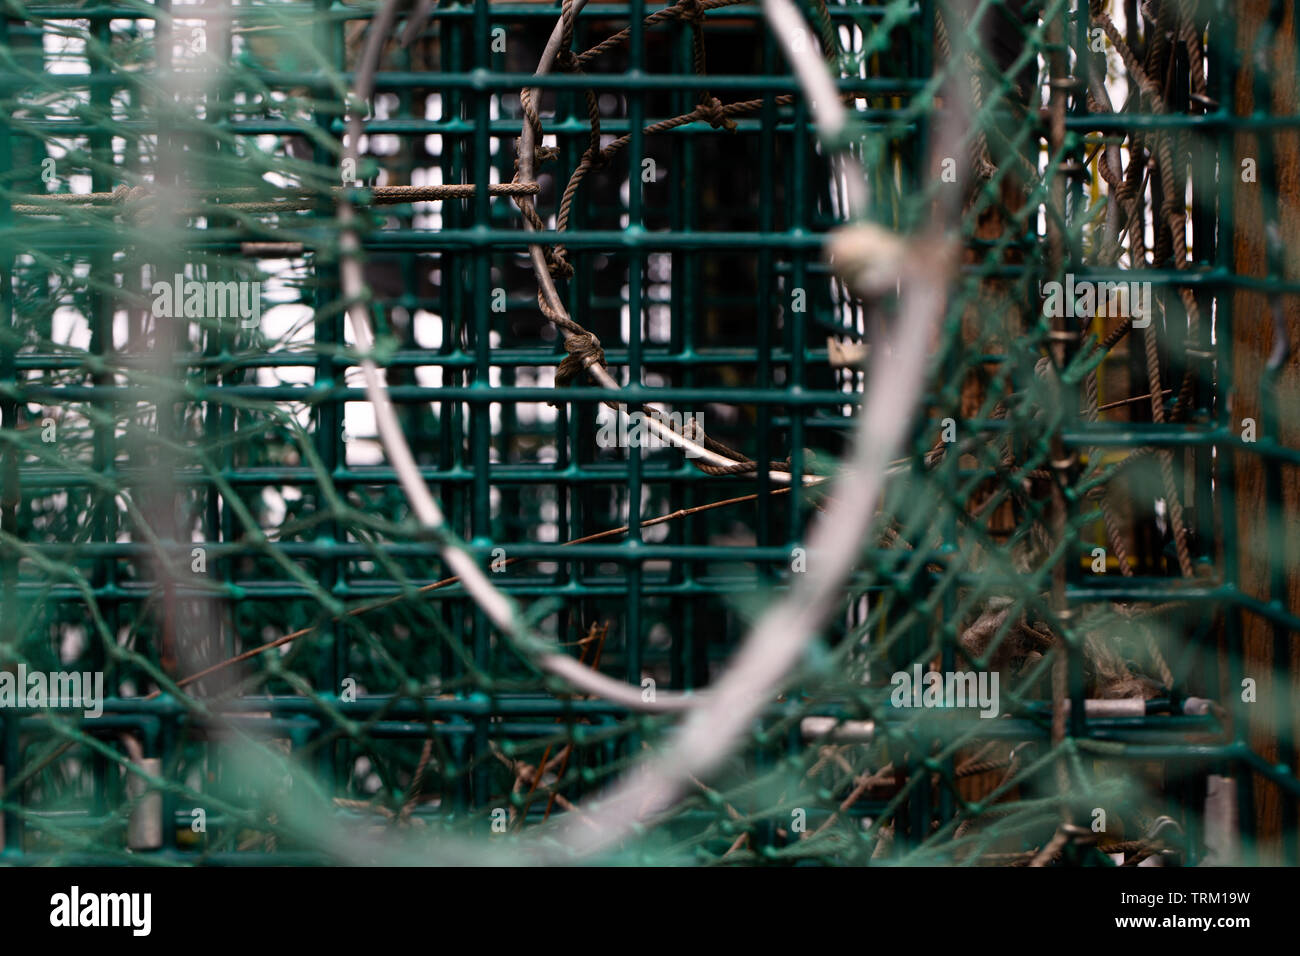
{"left": 509, "top": 0, "right": 851, "bottom": 481}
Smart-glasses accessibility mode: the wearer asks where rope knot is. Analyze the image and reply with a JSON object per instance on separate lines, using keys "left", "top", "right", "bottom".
{"left": 697, "top": 96, "right": 736, "bottom": 132}
{"left": 554, "top": 330, "right": 604, "bottom": 388}
{"left": 556, "top": 48, "right": 580, "bottom": 72}
{"left": 112, "top": 184, "right": 153, "bottom": 220}
{"left": 513, "top": 140, "right": 559, "bottom": 173}
{"left": 678, "top": 0, "right": 706, "bottom": 24}
{"left": 546, "top": 247, "right": 575, "bottom": 281}
{"left": 112, "top": 184, "right": 150, "bottom": 204}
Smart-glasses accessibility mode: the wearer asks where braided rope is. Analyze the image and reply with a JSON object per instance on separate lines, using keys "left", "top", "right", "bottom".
{"left": 509, "top": 0, "right": 835, "bottom": 479}
{"left": 1091, "top": 7, "right": 1204, "bottom": 584}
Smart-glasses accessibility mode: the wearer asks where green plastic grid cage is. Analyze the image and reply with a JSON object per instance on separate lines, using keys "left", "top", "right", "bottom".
{"left": 0, "top": 0, "right": 1297, "bottom": 865}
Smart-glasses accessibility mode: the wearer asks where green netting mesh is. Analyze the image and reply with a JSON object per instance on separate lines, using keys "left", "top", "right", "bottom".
{"left": 0, "top": 0, "right": 1297, "bottom": 865}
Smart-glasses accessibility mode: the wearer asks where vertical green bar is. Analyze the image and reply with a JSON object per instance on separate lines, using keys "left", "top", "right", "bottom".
{"left": 312, "top": 0, "right": 343, "bottom": 788}
{"left": 674, "top": 16, "right": 700, "bottom": 690}
{"left": 788, "top": 87, "right": 807, "bottom": 543}
{"left": 0, "top": 0, "right": 18, "bottom": 860}
{"left": 667, "top": 18, "right": 685, "bottom": 691}
{"left": 471, "top": 0, "right": 493, "bottom": 804}
{"left": 626, "top": 0, "right": 646, "bottom": 689}
{"left": 757, "top": 10, "right": 775, "bottom": 597}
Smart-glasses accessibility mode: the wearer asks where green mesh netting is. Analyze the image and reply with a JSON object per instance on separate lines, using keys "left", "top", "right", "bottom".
{"left": 0, "top": 0, "right": 1297, "bottom": 865}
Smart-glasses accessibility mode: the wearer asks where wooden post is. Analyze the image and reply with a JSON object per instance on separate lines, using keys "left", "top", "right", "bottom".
{"left": 1232, "top": 0, "right": 1300, "bottom": 864}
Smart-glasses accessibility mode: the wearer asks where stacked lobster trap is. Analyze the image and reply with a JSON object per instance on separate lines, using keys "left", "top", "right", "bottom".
{"left": 0, "top": 0, "right": 1297, "bottom": 865}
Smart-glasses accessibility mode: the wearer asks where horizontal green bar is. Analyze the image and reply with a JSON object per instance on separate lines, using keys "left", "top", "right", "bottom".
{"left": 13, "top": 541, "right": 796, "bottom": 561}
{"left": 4, "top": 383, "right": 853, "bottom": 404}
{"left": 0, "top": 226, "right": 835, "bottom": 252}
{"left": 1070, "top": 584, "right": 1300, "bottom": 633}
{"left": 4, "top": 581, "right": 781, "bottom": 602}
{"left": 1062, "top": 427, "right": 1300, "bottom": 466}
{"left": 1, "top": 694, "right": 1227, "bottom": 729}
{"left": 10, "top": 115, "right": 901, "bottom": 136}
{"left": 16, "top": 2, "right": 913, "bottom": 21}
{"left": 0, "top": 851, "right": 332, "bottom": 865}
{"left": 1071, "top": 112, "right": 1300, "bottom": 131}
{"left": 9, "top": 465, "right": 780, "bottom": 488}
{"left": 988, "top": 263, "right": 1300, "bottom": 294}
{"left": 7, "top": 70, "right": 924, "bottom": 93}
{"left": 10, "top": 348, "right": 830, "bottom": 371}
